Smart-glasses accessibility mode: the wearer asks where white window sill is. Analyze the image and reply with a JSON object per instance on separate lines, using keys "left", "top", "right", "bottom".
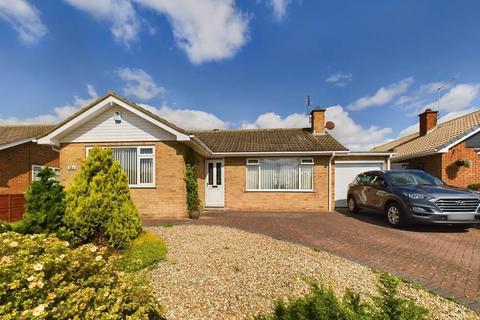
{"left": 129, "top": 185, "right": 156, "bottom": 189}
{"left": 245, "top": 189, "right": 314, "bottom": 193}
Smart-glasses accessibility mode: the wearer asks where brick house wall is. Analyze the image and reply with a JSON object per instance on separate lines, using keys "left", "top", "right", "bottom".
{"left": 441, "top": 141, "right": 480, "bottom": 188}
{"left": 59, "top": 141, "right": 205, "bottom": 219}
{"left": 392, "top": 141, "right": 480, "bottom": 188}
{"left": 223, "top": 156, "right": 330, "bottom": 211}
{"left": 0, "top": 142, "right": 59, "bottom": 194}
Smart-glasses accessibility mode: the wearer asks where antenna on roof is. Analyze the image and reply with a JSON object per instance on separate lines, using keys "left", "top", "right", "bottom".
{"left": 305, "top": 95, "right": 312, "bottom": 123}
{"left": 436, "top": 78, "right": 455, "bottom": 112}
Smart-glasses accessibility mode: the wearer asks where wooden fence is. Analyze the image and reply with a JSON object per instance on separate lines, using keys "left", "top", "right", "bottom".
{"left": 0, "top": 194, "right": 25, "bottom": 222}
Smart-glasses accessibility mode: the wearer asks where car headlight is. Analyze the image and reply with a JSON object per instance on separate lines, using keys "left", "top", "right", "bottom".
{"left": 404, "top": 193, "right": 430, "bottom": 200}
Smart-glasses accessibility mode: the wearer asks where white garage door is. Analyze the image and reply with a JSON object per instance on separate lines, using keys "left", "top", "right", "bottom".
{"left": 334, "top": 162, "right": 384, "bottom": 207}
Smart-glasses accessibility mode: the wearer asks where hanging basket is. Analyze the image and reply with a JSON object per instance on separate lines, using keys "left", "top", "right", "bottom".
{"left": 455, "top": 159, "right": 472, "bottom": 168}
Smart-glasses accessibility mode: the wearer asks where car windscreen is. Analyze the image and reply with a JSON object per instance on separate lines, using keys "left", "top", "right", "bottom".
{"left": 386, "top": 171, "right": 443, "bottom": 186}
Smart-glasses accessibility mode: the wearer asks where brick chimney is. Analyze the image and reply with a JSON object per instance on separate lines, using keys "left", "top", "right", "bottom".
{"left": 418, "top": 108, "right": 438, "bottom": 136}
{"left": 310, "top": 108, "right": 326, "bottom": 134}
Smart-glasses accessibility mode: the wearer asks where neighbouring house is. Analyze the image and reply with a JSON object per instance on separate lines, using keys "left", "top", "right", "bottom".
{"left": 0, "top": 125, "right": 60, "bottom": 221}
{"left": 35, "top": 92, "right": 392, "bottom": 219}
{"left": 372, "top": 108, "right": 480, "bottom": 188}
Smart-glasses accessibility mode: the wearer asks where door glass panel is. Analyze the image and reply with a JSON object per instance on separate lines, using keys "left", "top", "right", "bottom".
{"left": 216, "top": 162, "right": 222, "bottom": 185}
{"left": 208, "top": 163, "right": 214, "bottom": 185}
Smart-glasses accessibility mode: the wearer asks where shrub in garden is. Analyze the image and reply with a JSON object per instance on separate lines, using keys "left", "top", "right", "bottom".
{"left": 253, "top": 273, "right": 428, "bottom": 320}
{"left": 467, "top": 183, "right": 480, "bottom": 191}
{"left": 184, "top": 151, "right": 200, "bottom": 216}
{"left": 23, "top": 167, "right": 66, "bottom": 234}
{"left": 114, "top": 231, "right": 167, "bottom": 272}
{"left": 0, "top": 232, "right": 165, "bottom": 319}
{"left": 64, "top": 147, "right": 141, "bottom": 248}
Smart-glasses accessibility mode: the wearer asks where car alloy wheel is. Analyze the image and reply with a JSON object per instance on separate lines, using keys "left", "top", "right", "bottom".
{"left": 348, "top": 198, "right": 355, "bottom": 212}
{"left": 387, "top": 206, "right": 401, "bottom": 225}
{"left": 347, "top": 196, "right": 359, "bottom": 214}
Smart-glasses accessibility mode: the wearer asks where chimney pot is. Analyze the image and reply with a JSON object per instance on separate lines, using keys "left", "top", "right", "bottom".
{"left": 418, "top": 108, "right": 438, "bottom": 136}
{"left": 310, "top": 108, "right": 326, "bottom": 134}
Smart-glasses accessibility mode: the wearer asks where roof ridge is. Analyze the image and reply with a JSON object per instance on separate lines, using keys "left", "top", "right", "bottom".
{"left": 191, "top": 127, "right": 310, "bottom": 133}
{"left": 435, "top": 108, "right": 480, "bottom": 128}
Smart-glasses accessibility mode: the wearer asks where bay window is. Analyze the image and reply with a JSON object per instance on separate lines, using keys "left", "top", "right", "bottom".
{"left": 86, "top": 146, "right": 155, "bottom": 187}
{"left": 246, "top": 158, "right": 314, "bottom": 191}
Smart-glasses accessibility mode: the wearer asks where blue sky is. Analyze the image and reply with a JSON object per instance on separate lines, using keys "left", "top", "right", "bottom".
{"left": 1, "top": 0, "right": 480, "bottom": 149}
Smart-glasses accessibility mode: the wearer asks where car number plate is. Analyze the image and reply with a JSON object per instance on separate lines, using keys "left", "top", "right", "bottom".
{"left": 447, "top": 214, "right": 474, "bottom": 221}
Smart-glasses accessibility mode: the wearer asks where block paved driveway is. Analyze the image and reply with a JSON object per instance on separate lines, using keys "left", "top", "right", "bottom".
{"left": 145, "top": 209, "right": 480, "bottom": 310}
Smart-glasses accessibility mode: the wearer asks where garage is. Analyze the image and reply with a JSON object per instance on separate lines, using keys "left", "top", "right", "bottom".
{"left": 334, "top": 161, "right": 385, "bottom": 207}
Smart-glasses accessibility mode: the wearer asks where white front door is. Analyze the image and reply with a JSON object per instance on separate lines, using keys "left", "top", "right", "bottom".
{"left": 205, "top": 159, "right": 225, "bottom": 207}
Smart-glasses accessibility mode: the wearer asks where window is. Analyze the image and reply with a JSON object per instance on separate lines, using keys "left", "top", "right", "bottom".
{"left": 32, "top": 165, "right": 60, "bottom": 181}
{"left": 246, "top": 158, "right": 313, "bottom": 191}
{"left": 86, "top": 146, "right": 155, "bottom": 187}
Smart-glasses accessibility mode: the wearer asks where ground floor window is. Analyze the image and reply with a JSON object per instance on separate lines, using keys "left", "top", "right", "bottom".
{"left": 32, "top": 165, "right": 60, "bottom": 181}
{"left": 246, "top": 158, "right": 313, "bottom": 191}
{"left": 86, "top": 146, "right": 155, "bottom": 187}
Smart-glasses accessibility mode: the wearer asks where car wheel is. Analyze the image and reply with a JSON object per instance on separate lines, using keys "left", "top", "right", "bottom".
{"left": 347, "top": 196, "right": 359, "bottom": 214}
{"left": 385, "top": 202, "right": 406, "bottom": 228}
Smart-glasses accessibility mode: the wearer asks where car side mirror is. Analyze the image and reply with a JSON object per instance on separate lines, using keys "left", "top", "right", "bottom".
{"left": 380, "top": 181, "right": 388, "bottom": 189}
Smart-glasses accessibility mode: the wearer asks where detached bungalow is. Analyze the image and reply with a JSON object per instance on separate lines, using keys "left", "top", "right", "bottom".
{"left": 37, "top": 92, "right": 392, "bottom": 219}
{"left": 372, "top": 109, "right": 480, "bottom": 188}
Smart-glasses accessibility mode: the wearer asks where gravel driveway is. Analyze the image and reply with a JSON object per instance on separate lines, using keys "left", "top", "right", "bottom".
{"left": 147, "top": 225, "right": 476, "bottom": 320}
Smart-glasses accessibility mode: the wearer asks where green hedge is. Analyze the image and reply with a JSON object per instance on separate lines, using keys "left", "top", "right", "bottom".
{"left": 0, "top": 232, "right": 165, "bottom": 319}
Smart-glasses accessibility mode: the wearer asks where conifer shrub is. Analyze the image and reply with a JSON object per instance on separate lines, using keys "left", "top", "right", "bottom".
{"left": 22, "top": 167, "right": 66, "bottom": 234}
{"left": 63, "top": 147, "right": 141, "bottom": 248}
{"left": 253, "top": 273, "right": 428, "bottom": 320}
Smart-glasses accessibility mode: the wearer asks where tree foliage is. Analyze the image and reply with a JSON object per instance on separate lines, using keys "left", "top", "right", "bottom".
{"left": 63, "top": 147, "right": 141, "bottom": 248}
{"left": 23, "top": 167, "right": 65, "bottom": 234}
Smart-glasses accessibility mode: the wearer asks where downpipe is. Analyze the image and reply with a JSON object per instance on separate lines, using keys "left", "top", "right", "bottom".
{"left": 328, "top": 152, "right": 335, "bottom": 212}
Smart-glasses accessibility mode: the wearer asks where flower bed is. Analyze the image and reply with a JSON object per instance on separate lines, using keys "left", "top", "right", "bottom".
{"left": 0, "top": 232, "right": 165, "bottom": 319}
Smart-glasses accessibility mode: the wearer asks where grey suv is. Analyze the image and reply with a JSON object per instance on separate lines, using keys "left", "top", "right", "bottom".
{"left": 347, "top": 170, "right": 480, "bottom": 227}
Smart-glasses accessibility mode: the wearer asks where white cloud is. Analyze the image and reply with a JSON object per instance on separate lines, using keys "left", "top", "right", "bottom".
{"left": 264, "top": 0, "right": 291, "bottom": 21}
{"left": 436, "top": 84, "right": 480, "bottom": 112}
{"left": 0, "top": 0, "right": 47, "bottom": 44}
{"left": 348, "top": 77, "right": 414, "bottom": 111}
{"left": 117, "top": 68, "right": 164, "bottom": 100}
{"left": 64, "top": 0, "right": 140, "bottom": 45}
{"left": 325, "top": 72, "right": 352, "bottom": 88}
{"left": 240, "top": 112, "right": 307, "bottom": 129}
{"left": 0, "top": 85, "right": 98, "bottom": 124}
{"left": 135, "top": 0, "right": 250, "bottom": 64}
{"left": 241, "top": 106, "right": 392, "bottom": 150}
{"left": 140, "top": 104, "right": 228, "bottom": 130}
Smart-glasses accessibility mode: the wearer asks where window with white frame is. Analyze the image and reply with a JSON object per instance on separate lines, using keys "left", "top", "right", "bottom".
{"left": 246, "top": 158, "right": 314, "bottom": 191}
{"left": 86, "top": 146, "right": 155, "bottom": 187}
{"left": 32, "top": 165, "right": 60, "bottom": 181}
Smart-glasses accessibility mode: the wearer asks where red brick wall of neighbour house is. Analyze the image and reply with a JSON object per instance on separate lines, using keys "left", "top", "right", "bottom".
{"left": 223, "top": 156, "right": 330, "bottom": 211}
{"left": 0, "top": 142, "right": 59, "bottom": 194}
{"left": 397, "top": 154, "right": 443, "bottom": 181}
{"left": 441, "top": 141, "right": 480, "bottom": 188}
{"left": 59, "top": 141, "right": 205, "bottom": 219}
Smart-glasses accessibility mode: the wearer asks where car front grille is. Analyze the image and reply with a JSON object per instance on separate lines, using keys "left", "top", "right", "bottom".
{"left": 434, "top": 198, "right": 480, "bottom": 213}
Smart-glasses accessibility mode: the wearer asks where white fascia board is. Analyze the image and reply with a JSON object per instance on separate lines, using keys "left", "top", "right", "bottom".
{"left": 392, "top": 150, "right": 439, "bottom": 162}
{"left": 336, "top": 152, "right": 395, "bottom": 156}
{"left": 437, "top": 126, "right": 480, "bottom": 153}
{"left": 0, "top": 137, "right": 34, "bottom": 151}
{"left": 37, "top": 96, "right": 190, "bottom": 145}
